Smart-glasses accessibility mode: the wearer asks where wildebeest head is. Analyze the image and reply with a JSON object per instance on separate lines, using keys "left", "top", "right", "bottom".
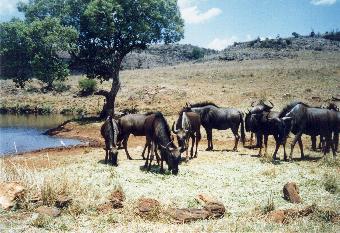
{"left": 159, "top": 141, "right": 181, "bottom": 175}
{"left": 268, "top": 117, "right": 292, "bottom": 144}
{"left": 251, "top": 100, "right": 274, "bottom": 113}
{"left": 109, "top": 147, "right": 118, "bottom": 166}
{"left": 172, "top": 121, "right": 189, "bottom": 153}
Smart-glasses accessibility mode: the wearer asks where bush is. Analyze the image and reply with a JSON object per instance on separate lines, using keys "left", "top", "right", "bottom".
{"left": 78, "top": 78, "right": 97, "bottom": 96}
{"left": 189, "top": 47, "right": 205, "bottom": 60}
{"left": 53, "top": 82, "right": 71, "bottom": 93}
{"left": 324, "top": 174, "right": 338, "bottom": 194}
{"left": 292, "top": 32, "right": 300, "bottom": 38}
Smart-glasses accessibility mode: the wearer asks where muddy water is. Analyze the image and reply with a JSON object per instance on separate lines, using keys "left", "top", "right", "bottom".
{"left": 0, "top": 114, "right": 83, "bottom": 156}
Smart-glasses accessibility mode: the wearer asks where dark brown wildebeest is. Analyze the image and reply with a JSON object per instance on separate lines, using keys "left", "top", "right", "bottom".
{"left": 311, "top": 103, "right": 339, "bottom": 152}
{"left": 144, "top": 112, "right": 181, "bottom": 175}
{"left": 279, "top": 101, "right": 337, "bottom": 159}
{"left": 245, "top": 100, "right": 275, "bottom": 147}
{"left": 117, "top": 112, "right": 154, "bottom": 160}
{"left": 100, "top": 116, "right": 119, "bottom": 166}
{"left": 172, "top": 106, "right": 201, "bottom": 160}
{"left": 185, "top": 102, "right": 245, "bottom": 151}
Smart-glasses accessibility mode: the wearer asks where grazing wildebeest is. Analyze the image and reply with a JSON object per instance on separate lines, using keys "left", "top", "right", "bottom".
{"left": 186, "top": 102, "right": 245, "bottom": 151}
{"left": 117, "top": 112, "right": 154, "bottom": 160}
{"left": 172, "top": 107, "right": 201, "bottom": 160}
{"left": 100, "top": 116, "right": 119, "bottom": 166}
{"left": 279, "top": 101, "right": 337, "bottom": 159}
{"left": 144, "top": 112, "right": 181, "bottom": 175}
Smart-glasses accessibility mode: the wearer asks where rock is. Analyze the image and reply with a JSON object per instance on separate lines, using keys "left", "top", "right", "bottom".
{"left": 109, "top": 189, "right": 125, "bottom": 209}
{"left": 167, "top": 208, "right": 211, "bottom": 223}
{"left": 136, "top": 198, "right": 161, "bottom": 217}
{"left": 55, "top": 195, "right": 72, "bottom": 209}
{"left": 36, "top": 206, "right": 61, "bottom": 217}
{"left": 0, "top": 182, "right": 25, "bottom": 210}
{"left": 203, "top": 201, "right": 225, "bottom": 218}
{"left": 267, "top": 210, "right": 285, "bottom": 224}
{"left": 283, "top": 182, "right": 301, "bottom": 203}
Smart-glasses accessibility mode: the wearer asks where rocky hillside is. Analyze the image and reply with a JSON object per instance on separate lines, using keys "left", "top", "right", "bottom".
{"left": 120, "top": 36, "right": 340, "bottom": 69}
{"left": 121, "top": 44, "right": 217, "bottom": 70}
{"left": 205, "top": 36, "right": 340, "bottom": 62}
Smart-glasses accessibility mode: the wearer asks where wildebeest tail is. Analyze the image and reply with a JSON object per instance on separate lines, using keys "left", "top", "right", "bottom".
{"left": 240, "top": 113, "right": 246, "bottom": 145}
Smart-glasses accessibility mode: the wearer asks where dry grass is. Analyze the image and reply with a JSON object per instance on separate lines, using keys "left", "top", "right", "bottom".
{"left": 1, "top": 51, "right": 339, "bottom": 115}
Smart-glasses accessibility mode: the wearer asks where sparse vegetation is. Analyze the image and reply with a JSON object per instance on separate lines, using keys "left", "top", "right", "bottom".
{"left": 323, "top": 174, "right": 339, "bottom": 194}
{"left": 78, "top": 78, "right": 97, "bottom": 96}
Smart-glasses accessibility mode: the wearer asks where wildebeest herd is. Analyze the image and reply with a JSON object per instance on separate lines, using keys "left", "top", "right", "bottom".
{"left": 101, "top": 100, "right": 339, "bottom": 175}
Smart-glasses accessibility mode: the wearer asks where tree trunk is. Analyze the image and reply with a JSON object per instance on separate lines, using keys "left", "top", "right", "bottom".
{"left": 98, "top": 68, "right": 121, "bottom": 119}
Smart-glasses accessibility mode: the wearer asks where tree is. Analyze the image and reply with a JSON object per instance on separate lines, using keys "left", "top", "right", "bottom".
{"left": 78, "top": 0, "right": 184, "bottom": 117}
{"left": 0, "top": 17, "right": 78, "bottom": 89}
{"left": 15, "top": 0, "right": 184, "bottom": 117}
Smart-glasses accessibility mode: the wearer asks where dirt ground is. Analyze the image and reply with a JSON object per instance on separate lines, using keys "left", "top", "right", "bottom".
{"left": 0, "top": 52, "right": 340, "bottom": 232}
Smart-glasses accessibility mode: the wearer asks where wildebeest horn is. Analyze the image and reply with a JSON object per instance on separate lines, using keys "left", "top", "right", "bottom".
{"left": 172, "top": 122, "right": 179, "bottom": 133}
{"left": 251, "top": 101, "right": 256, "bottom": 107}
{"left": 159, "top": 141, "right": 173, "bottom": 150}
{"left": 268, "top": 100, "right": 274, "bottom": 108}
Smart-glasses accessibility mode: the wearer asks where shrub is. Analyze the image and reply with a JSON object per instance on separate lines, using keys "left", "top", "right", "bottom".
{"left": 292, "top": 32, "right": 300, "bottom": 38}
{"left": 53, "top": 82, "right": 71, "bottom": 93}
{"left": 324, "top": 174, "right": 338, "bottom": 194}
{"left": 189, "top": 47, "right": 205, "bottom": 60}
{"left": 78, "top": 78, "right": 97, "bottom": 96}
{"left": 262, "top": 192, "right": 275, "bottom": 214}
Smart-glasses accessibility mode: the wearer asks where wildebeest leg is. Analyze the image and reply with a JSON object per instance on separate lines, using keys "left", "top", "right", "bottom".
{"left": 155, "top": 148, "right": 160, "bottom": 165}
{"left": 206, "top": 128, "right": 213, "bottom": 151}
{"left": 104, "top": 149, "right": 108, "bottom": 164}
{"left": 264, "top": 134, "right": 268, "bottom": 156}
{"left": 231, "top": 127, "right": 240, "bottom": 151}
{"left": 272, "top": 135, "right": 280, "bottom": 160}
{"left": 250, "top": 133, "right": 254, "bottom": 146}
{"left": 148, "top": 142, "right": 155, "bottom": 171}
{"left": 123, "top": 135, "right": 133, "bottom": 160}
{"left": 195, "top": 130, "right": 201, "bottom": 158}
{"left": 141, "top": 142, "right": 148, "bottom": 160}
{"left": 190, "top": 135, "right": 195, "bottom": 158}
{"left": 297, "top": 137, "right": 305, "bottom": 159}
{"left": 283, "top": 139, "right": 288, "bottom": 161}
{"left": 290, "top": 132, "right": 302, "bottom": 160}
{"left": 311, "top": 136, "right": 317, "bottom": 151}
{"left": 258, "top": 135, "right": 263, "bottom": 157}
{"left": 144, "top": 140, "right": 151, "bottom": 169}
{"left": 334, "top": 132, "right": 339, "bottom": 152}
{"left": 160, "top": 155, "right": 165, "bottom": 174}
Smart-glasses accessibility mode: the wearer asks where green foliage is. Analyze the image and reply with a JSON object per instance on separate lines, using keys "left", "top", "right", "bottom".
{"left": 78, "top": 0, "right": 184, "bottom": 81}
{"left": 0, "top": 17, "right": 78, "bottom": 88}
{"left": 323, "top": 174, "right": 338, "bottom": 194}
{"left": 53, "top": 82, "right": 71, "bottom": 93}
{"left": 292, "top": 32, "right": 300, "bottom": 38}
{"left": 78, "top": 78, "right": 97, "bottom": 96}
{"left": 188, "top": 47, "right": 205, "bottom": 60}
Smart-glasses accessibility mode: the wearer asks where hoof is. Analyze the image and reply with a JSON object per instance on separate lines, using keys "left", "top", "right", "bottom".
{"left": 128, "top": 157, "right": 133, "bottom": 160}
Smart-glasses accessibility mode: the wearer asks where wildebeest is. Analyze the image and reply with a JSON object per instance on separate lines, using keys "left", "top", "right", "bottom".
{"left": 311, "top": 103, "right": 340, "bottom": 151}
{"left": 245, "top": 100, "right": 292, "bottom": 160}
{"left": 100, "top": 116, "right": 119, "bottom": 166}
{"left": 172, "top": 107, "right": 201, "bottom": 160}
{"left": 144, "top": 112, "right": 181, "bottom": 175}
{"left": 245, "top": 100, "right": 275, "bottom": 148}
{"left": 279, "top": 101, "right": 337, "bottom": 159}
{"left": 185, "top": 102, "right": 245, "bottom": 151}
{"left": 117, "top": 112, "right": 155, "bottom": 160}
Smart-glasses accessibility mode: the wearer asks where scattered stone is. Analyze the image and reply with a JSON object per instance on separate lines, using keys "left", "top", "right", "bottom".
{"left": 203, "top": 201, "right": 226, "bottom": 218}
{"left": 267, "top": 205, "right": 316, "bottom": 224}
{"left": 283, "top": 182, "right": 301, "bottom": 203}
{"left": 97, "top": 202, "right": 113, "bottom": 214}
{"left": 0, "top": 182, "right": 25, "bottom": 210}
{"left": 109, "top": 188, "right": 125, "bottom": 209}
{"left": 167, "top": 208, "right": 211, "bottom": 223}
{"left": 55, "top": 195, "right": 72, "bottom": 209}
{"left": 36, "top": 206, "right": 61, "bottom": 217}
{"left": 136, "top": 198, "right": 161, "bottom": 217}
{"left": 267, "top": 210, "right": 286, "bottom": 224}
